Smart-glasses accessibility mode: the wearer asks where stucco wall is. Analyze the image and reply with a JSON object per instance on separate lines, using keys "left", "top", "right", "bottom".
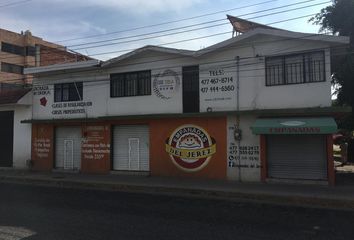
{"left": 227, "top": 114, "right": 261, "bottom": 182}
{"left": 31, "top": 116, "right": 227, "bottom": 179}
{"left": 32, "top": 35, "right": 333, "bottom": 120}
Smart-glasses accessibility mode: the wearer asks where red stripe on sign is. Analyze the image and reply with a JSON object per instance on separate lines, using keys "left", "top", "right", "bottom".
{"left": 173, "top": 157, "right": 206, "bottom": 169}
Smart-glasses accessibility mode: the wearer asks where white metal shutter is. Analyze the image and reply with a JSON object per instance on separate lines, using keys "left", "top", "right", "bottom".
{"left": 267, "top": 135, "right": 327, "bottom": 180}
{"left": 113, "top": 125, "right": 149, "bottom": 171}
{"left": 55, "top": 127, "right": 82, "bottom": 170}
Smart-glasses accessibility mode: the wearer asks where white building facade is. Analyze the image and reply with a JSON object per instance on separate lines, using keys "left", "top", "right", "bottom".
{"left": 0, "top": 88, "right": 32, "bottom": 169}
{"left": 25, "top": 28, "right": 349, "bottom": 184}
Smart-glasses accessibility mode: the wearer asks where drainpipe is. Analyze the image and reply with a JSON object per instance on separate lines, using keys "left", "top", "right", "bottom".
{"left": 236, "top": 56, "right": 241, "bottom": 182}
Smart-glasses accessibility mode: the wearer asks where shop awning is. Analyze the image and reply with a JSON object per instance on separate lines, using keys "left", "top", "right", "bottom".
{"left": 251, "top": 117, "right": 337, "bottom": 135}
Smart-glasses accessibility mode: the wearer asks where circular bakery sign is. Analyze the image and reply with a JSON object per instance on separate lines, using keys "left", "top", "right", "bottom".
{"left": 165, "top": 124, "right": 216, "bottom": 172}
{"left": 153, "top": 69, "right": 180, "bottom": 100}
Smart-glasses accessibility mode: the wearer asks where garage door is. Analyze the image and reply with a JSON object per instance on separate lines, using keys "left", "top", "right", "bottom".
{"left": 0, "top": 111, "right": 13, "bottom": 167}
{"left": 267, "top": 135, "right": 327, "bottom": 180}
{"left": 113, "top": 125, "right": 149, "bottom": 171}
{"left": 55, "top": 127, "right": 82, "bottom": 170}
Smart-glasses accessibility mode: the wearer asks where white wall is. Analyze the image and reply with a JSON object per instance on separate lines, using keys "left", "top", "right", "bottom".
{"left": 0, "top": 104, "right": 32, "bottom": 168}
{"left": 227, "top": 114, "right": 260, "bottom": 182}
{"left": 198, "top": 36, "right": 332, "bottom": 111}
{"left": 31, "top": 35, "right": 334, "bottom": 120}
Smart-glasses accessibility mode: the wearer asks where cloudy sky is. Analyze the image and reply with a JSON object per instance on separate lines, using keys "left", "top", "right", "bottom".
{"left": 0, "top": 0, "right": 330, "bottom": 60}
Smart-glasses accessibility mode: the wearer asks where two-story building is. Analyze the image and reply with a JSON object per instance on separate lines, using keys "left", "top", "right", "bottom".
{"left": 24, "top": 20, "right": 349, "bottom": 184}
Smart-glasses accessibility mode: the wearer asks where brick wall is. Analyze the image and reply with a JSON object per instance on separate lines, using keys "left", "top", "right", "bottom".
{"left": 39, "top": 45, "right": 91, "bottom": 66}
{"left": 0, "top": 28, "right": 91, "bottom": 84}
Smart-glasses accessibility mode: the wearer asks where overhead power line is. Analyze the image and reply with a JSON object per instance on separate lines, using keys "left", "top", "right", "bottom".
{"left": 0, "top": 0, "right": 32, "bottom": 9}
{"left": 0, "top": 2, "right": 330, "bottom": 64}
{"left": 3, "top": 13, "right": 347, "bottom": 86}
{"left": 55, "top": 0, "right": 279, "bottom": 43}
{"left": 52, "top": 13, "right": 330, "bottom": 58}
{"left": 71, "top": 1, "right": 330, "bottom": 51}
{"left": 67, "top": 0, "right": 322, "bottom": 49}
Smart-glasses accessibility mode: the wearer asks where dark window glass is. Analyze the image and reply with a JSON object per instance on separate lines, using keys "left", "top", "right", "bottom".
{"left": 266, "top": 51, "right": 325, "bottom": 86}
{"left": 182, "top": 65, "right": 199, "bottom": 113}
{"left": 1, "top": 42, "right": 24, "bottom": 56}
{"left": 285, "top": 55, "right": 303, "bottom": 84}
{"left": 1, "top": 62, "right": 23, "bottom": 74}
{"left": 54, "top": 84, "right": 62, "bottom": 102}
{"left": 138, "top": 71, "right": 151, "bottom": 96}
{"left": 62, "top": 84, "right": 69, "bottom": 101}
{"left": 54, "top": 82, "right": 83, "bottom": 102}
{"left": 110, "top": 70, "right": 151, "bottom": 97}
{"left": 26, "top": 46, "right": 36, "bottom": 56}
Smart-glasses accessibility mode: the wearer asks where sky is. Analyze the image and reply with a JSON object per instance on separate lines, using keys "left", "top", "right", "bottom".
{"left": 0, "top": 0, "right": 331, "bottom": 61}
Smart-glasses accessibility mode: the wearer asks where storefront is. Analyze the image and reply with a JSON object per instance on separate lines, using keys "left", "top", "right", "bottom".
{"left": 251, "top": 117, "right": 336, "bottom": 184}
{"left": 112, "top": 125, "right": 149, "bottom": 172}
{"left": 30, "top": 116, "right": 227, "bottom": 179}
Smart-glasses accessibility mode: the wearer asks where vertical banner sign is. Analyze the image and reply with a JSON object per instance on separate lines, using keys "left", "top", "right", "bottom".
{"left": 165, "top": 124, "right": 216, "bottom": 172}
{"left": 199, "top": 64, "right": 237, "bottom": 112}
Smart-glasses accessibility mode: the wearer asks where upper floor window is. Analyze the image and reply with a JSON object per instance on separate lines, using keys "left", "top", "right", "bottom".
{"left": 110, "top": 70, "right": 151, "bottom": 97}
{"left": 1, "top": 62, "right": 23, "bottom": 74}
{"left": 54, "top": 82, "right": 83, "bottom": 102}
{"left": 26, "top": 46, "right": 36, "bottom": 57}
{"left": 1, "top": 42, "right": 25, "bottom": 56}
{"left": 266, "top": 51, "right": 325, "bottom": 86}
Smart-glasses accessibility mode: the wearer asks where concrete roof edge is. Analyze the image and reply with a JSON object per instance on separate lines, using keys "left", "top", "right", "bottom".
{"left": 195, "top": 28, "right": 350, "bottom": 57}
{"left": 102, "top": 45, "right": 195, "bottom": 67}
{"left": 24, "top": 59, "right": 101, "bottom": 75}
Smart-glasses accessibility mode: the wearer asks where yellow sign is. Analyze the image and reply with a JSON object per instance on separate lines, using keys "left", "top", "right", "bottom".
{"left": 165, "top": 144, "right": 216, "bottom": 159}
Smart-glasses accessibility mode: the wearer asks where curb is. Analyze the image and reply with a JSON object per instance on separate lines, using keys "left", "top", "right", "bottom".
{"left": 1, "top": 175, "right": 354, "bottom": 210}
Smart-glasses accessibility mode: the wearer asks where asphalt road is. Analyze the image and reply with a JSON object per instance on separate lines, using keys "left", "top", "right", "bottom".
{"left": 0, "top": 183, "right": 353, "bottom": 240}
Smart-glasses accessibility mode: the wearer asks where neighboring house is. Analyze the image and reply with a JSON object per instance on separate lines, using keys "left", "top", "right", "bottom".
{"left": 0, "top": 87, "right": 31, "bottom": 168}
{"left": 24, "top": 17, "right": 350, "bottom": 184}
{"left": 0, "top": 28, "right": 91, "bottom": 169}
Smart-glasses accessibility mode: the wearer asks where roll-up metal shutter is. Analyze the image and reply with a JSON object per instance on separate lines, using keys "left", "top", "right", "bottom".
{"left": 55, "top": 127, "right": 82, "bottom": 170}
{"left": 267, "top": 135, "right": 327, "bottom": 180}
{"left": 113, "top": 125, "right": 149, "bottom": 171}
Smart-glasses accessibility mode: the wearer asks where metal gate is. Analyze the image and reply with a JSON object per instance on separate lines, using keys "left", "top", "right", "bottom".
{"left": 55, "top": 127, "right": 82, "bottom": 170}
{"left": 113, "top": 125, "right": 149, "bottom": 171}
{"left": 0, "top": 111, "right": 13, "bottom": 167}
{"left": 267, "top": 135, "right": 327, "bottom": 180}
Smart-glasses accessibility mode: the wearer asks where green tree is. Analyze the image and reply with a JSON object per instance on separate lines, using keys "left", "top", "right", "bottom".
{"left": 310, "top": 0, "right": 354, "bottom": 130}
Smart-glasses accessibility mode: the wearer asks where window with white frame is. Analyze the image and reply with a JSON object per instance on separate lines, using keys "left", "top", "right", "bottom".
{"left": 266, "top": 51, "right": 325, "bottom": 86}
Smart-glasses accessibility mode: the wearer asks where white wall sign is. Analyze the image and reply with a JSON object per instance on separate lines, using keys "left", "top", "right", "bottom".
{"left": 227, "top": 115, "right": 261, "bottom": 182}
{"left": 153, "top": 69, "right": 180, "bottom": 100}
{"left": 33, "top": 85, "right": 50, "bottom": 96}
{"left": 51, "top": 101, "right": 92, "bottom": 115}
{"left": 33, "top": 84, "right": 93, "bottom": 119}
{"left": 199, "top": 64, "right": 237, "bottom": 112}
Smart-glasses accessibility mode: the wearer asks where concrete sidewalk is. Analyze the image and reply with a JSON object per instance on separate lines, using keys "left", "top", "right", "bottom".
{"left": 1, "top": 169, "right": 354, "bottom": 210}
